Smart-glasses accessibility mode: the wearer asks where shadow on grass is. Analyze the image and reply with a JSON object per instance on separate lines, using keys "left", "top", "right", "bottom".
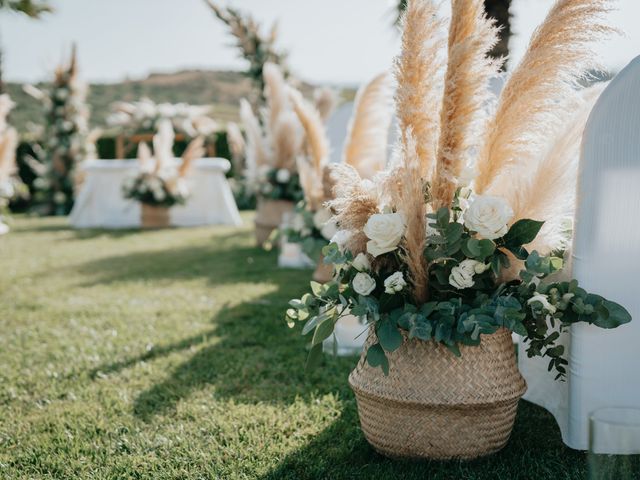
{"left": 81, "top": 230, "right": 349, "bottom": 418}
{"left": 74, "top": 230, "right": 289, "bottom": 287}
{"left": 257, "top": 401, "right": 588, "bottom": 480}
{"left": 129, "top": 284, "right": 357, "bottom": 419}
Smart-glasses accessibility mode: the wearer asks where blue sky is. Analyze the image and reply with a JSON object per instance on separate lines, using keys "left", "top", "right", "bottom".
{"left": 1, "top": 0, "right": 639, "bottom": 85}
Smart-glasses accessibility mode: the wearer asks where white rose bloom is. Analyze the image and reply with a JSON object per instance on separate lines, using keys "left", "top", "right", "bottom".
{"left": 364, "top": 212, "right": 405, "bottom": 257}
{"left": 275, "top": 168, "right": 291, "bottom": 184}
{"left": 463, "top": 195, "right": 514, "bottom": 240}
{"left": 352, "top": 272, "right": 376, "bottom": 296}
{"left": 53, "top": 192, "right": 67, "bottom": 205}
{"left": 320, "top": 220, "right": 338, "bottom": 241}
{"left": 291, "top": 213, "right": 306, "bottom": 233}
{"left": 0, "top": 180, "right": 15, "bottom": 199}
{"left": 384, "top": 271, "right": 407, "bottom": 294}
{"left": 330, "top": 229, "right": 352, "bottom": 253}
{"left": 449, "top": 259, "right": 484, "bottom": 290}
{"left": 352, "top": 253, "right": 371, "bottom": 272}
{"left": 153, "top": 188, "right": 166, "bottom": 202}
{"left": 527, "top": 294, "right": 557, "bottom": 314}
{"left": 313, "top": 208, "right": 333, "bottom": 230}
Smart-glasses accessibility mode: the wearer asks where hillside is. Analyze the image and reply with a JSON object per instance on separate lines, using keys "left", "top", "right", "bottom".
{"left": 6, "top": 69, "right": 350, "bottom": 135}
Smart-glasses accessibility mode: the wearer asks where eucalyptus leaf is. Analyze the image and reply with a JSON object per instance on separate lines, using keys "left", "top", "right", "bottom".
{"left": 366, "top": 343, "right": 389, "bottom": 375}
{"left": 377, "top": 319, "right": 403, "bottom": 352}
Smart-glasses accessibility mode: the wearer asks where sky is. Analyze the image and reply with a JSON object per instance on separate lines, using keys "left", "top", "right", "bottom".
{"left": 1, "top": 0, "right": 639, "bottom": 86}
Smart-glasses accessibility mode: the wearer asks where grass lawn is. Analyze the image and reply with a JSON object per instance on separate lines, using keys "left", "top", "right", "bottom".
{"left": 0, "top": 214, "right": 588, "bottom": 479}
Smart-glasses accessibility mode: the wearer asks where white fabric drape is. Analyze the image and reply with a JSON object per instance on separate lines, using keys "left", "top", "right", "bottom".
{"left": 69, "top": 158, "right": 242, "bottom": 229}
{"left": 519, "top": 55, "right": 640, "bottom": 452}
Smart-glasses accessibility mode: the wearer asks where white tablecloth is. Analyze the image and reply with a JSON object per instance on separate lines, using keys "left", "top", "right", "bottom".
{"left": 69, "top": 158, "right": 242, "bottom": 229}
{"left": 518, "top": 55, "right": 640, "bottom": 452}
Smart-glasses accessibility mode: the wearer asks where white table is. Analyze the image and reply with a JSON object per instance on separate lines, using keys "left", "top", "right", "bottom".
{"left": 69, "top": 158, "right": 242, "bottom": 229}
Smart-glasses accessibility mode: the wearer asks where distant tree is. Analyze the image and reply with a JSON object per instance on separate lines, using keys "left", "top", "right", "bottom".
{"left": 396, "top": 0, "right": 512, "bottom": 65}
{"left": 0, "top": 0, "right": 53, "bottom": 93}
{"left": 203, "top": 0, "right": 287, "bottom": 107}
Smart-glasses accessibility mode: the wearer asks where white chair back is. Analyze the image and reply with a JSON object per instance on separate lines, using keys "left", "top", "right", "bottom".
{"left": 568, "top": 55, "right": 640, "bottom": 450}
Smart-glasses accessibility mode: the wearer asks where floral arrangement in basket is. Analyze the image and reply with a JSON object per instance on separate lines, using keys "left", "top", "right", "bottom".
{"left": 107, "top": 98, "right": 218, "bottom": 138}
{"left": 23, "top": 45, "right": 95, "bottom": 215}
{"left": 123, "top": 121, "right": 204, "bottom": 208}
{"left": 0, "top": 94, "right": 28, "bottom": 233}
{"left": 237, "top": 63, "right": 336, "bottom": 205}
{"left": 280, "top": 73, "right": 394, "bottom": 263}
{"left": 286, "top": 0, "right": 631, "bottom": 376}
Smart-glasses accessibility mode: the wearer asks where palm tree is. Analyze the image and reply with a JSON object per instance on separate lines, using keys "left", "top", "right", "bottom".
{"left": 0, "top": 0, "right": 53, "bottom": 92}
{"left": 396, "top": 0, "right": 512, "bottom": 63}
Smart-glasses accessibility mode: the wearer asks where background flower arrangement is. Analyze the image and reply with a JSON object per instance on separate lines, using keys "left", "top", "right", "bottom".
{"left": 0, "top": 93, "right": 27, "bottom": 231}
{"left": 122, "top": 120, "right": 204, "bottom": 208}
{"left": 107, "top": 98, "right": 218, "bottom": 139}
{"left": 238, "top": 63, "right": 324, "bottom": 205}
{"left": 23, "top": 45, "right": 95, "bottom": 215}
{"left": 286, "top": 0, "right": 631, "bottom": 375}
{"left": 278, "top": 73, "right": 394, "bottom": 264}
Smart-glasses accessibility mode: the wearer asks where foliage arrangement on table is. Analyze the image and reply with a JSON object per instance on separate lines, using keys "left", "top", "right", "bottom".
{"left": 0, "top": 94, "right": 28, "bottom": 233}
{"left": 23, "top": 45, "right": 96, "bottom": 215}
{"left": 204, "top": 0, "right": 287, "bottom": 107}
{"left": 285, "top": 0, "right": 631, "bottom": 460}
{"left": 278, "top": 73, "right": 394, "bottom": 272}
{"left": 107, "top": 98, "right": 218, "bottom": 139}
{"left": 122, "top": 120, "right": 204, "bottom": 211}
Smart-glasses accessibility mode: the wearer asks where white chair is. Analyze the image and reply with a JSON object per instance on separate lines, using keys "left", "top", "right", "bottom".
{"left": 519, "top": 55, "right": 640, "bottom": 451}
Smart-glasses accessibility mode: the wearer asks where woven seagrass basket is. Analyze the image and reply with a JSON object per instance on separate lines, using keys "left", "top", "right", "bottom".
{"left": 141, "top": 204, "right": 170, "bottom": 229}
{"left": 312, "top": 255, "right": 334, "bottom": 283}
{"left": 254, "top": 198, "right": 294, "bottom": 247}
{"left": 349, "top": 327, "right": 526, "bottom": 460}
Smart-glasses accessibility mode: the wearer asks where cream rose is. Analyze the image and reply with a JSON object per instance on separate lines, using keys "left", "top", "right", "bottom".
{"left": 313, "top": 208, "right": 333, "bottom": 230}
{"left": 527, "top": 294, "right": 557, "bottom": 314}
{"left": 330, "top": 230, "right": 352, "bottom": 253}
{"left": 463, "top": 195, "right": 514, "bottom": 240}
{"left": 363, "top": 212, "right": 405, "bottom": 257}
{"left": 276, "top": 168, "right": 291, "bottom": 184}
{"left": 352, "top": 253, "right": 371, "bottom": 272}
{"left": 384, "top": 271, "right": 406, "bottom": 294}
{"left": 320, "top": 220, "right": 338, "bottom": 241}
{"left": 352, "top": 272, "right": 376, "bottom": 296}
{"left": 448, "top": 259, "right": 485, "bottom": 290}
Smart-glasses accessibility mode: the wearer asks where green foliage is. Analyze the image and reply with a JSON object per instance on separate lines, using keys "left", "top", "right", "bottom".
{"left": 287, "top": 205, "right": 631, "bottom": 378}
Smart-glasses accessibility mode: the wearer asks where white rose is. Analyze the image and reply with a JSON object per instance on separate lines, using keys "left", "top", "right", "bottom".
{"left": 291, "top": 213, "right": 306, "bottom": 233}
{"left": 384, "top": 271, "right": 406, "bottom": 294}
{"left": 463, "top": 195, "right": 514, "bottom": 240}
{"left": 320, "top": 220, "right": 338, "bottom": 241}
{"left": 276, "top": 168, "right": 291, "bottom": 184}
{"left": 527, "top": 294, "right": 557, "bottom": 314}
{"left": 313, "top": 208, "right": 332, "bottom": 230}
{"left": 363, "top": 212, "right": 405, "bottom": 257}
{"left": 352, "top": 253, "right": 371, "bottom": 271}
{"left": 153, "top": 187, "right": 166, "bottom": 202}
{"left": 448, "top": 259, "right": 484, "bottom": 290}
{"left": 53, "top": 192, "right": 67, "bottom": 205}
{"left": 352, "top": 272, "right": 376, "bottom": 296}
{"left": 330, "top": 229, "right": 352, "bottom": 253}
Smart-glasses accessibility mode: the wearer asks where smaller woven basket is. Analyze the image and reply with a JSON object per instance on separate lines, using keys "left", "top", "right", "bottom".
{"left": 254, "top": 198, "right": 294, "bottom": 247}
{"left": 349, "top": 328, "right": 526, "bottom": 460}
{"left": 312, "top": 255, "right": 334, "bottom": 283}
{"left": 141, "top": 204, "right": 170, "bottom": 229}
